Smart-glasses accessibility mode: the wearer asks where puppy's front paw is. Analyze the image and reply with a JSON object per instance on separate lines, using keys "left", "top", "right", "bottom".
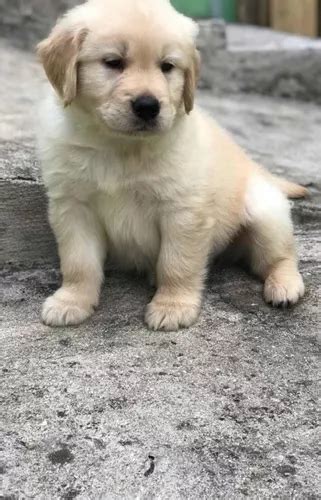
{"left": 42, "top": 290, "right": 94, "bottom": 327}
{"left": 264, "top": 272, "right": 305, "bottom": 308}
{"left": 145, "top": 298, "right": 200, "bottom": 332}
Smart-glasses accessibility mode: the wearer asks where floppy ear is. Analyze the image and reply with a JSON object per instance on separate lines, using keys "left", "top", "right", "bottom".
{"left": 183, "top": 49, "right": 201, "bottom": 114}
{"left": 37, "top": 25, "right": 87, "bottom": 106}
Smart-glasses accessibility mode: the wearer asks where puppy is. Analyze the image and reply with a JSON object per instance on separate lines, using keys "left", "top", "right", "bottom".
{"left": 37, "top": 0, "right": 306, "bottom": 331}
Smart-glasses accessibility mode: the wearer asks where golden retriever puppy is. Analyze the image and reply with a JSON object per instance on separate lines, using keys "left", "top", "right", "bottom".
{"left": 37, "top": 0, "right": 306, "bottom": 331}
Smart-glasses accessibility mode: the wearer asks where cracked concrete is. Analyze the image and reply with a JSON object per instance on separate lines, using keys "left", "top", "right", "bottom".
{"left": 0, "top": 24, "right": 321, "bottom": 500}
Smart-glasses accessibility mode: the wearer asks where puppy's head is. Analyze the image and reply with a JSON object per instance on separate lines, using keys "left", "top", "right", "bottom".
{"left": 37, "top": 0, "right": 200, "bottom": 137}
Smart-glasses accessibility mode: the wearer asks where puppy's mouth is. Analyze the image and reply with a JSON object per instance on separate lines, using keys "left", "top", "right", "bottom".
{"left": 115, "top": 118, "right": 162, "bottom": 137}
{"left": 133, "top": 119, "right": 159, "bottom": 133}
{"left": 96, "top": 107, "right": 168, "bottom": 138}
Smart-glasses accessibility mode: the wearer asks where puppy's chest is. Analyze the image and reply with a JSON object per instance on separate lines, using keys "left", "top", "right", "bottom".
{"left": 94, "top": 183, "right": 161, "bottom": 268}
{"left": 73, "top": 148, "right": 178, "bottom": 267}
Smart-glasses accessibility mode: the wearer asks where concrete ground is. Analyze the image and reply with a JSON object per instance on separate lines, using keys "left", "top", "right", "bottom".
{"left": 1, "top": 37, "right": 321, "bottom": 499}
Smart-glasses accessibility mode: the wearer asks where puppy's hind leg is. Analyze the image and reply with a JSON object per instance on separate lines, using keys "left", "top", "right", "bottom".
{"left": 245, "top": 176, "right": 305, "bottom": 307}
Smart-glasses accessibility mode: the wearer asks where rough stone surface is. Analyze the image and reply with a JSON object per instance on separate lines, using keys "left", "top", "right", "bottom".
{"left": 203, "top": 48, "right": 321, "bottom": 103}
{"left": 1, "top": 33, "right": 321, "bottom": 500}
{"left": 0, "top": 39, "right": 57, "bottom": 267}
{"left": 199, "top": 23, "right": 321, "bottom": 102}
{"left": 1, "top": 251, "right": 321, "bottom": 499}
{"left": 0, "top": 0, "right": 81, "bottom": 49}
{"left": 227, "top": 24, "right": 321, "bottom": 51}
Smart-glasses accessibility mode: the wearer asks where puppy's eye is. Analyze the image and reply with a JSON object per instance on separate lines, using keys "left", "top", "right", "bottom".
{"left": 161, "top": 62, "right": 175, "bottom": 74}
{"left": 103, "top": 59, "right": 125, "bottom": 71}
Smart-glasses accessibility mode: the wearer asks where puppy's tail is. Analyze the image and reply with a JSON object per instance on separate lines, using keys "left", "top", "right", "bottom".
{"left": 272, "top": 176, "right": 309, "bottom": 199}
{"left": 254, "top": 163, "right": 309, "bottom": 199}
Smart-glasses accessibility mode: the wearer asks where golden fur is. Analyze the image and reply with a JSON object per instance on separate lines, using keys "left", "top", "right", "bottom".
{"left": 37, "top": 0, "right": 306, "bottom": 331}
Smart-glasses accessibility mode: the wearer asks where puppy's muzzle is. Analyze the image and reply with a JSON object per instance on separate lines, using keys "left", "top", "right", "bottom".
{"left": 131, "top": 94, "right": 160, "bottom": 122}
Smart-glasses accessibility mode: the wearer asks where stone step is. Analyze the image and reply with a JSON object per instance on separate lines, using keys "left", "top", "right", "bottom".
{"left": 199, "top": 22, "right": 321, "bottom": 102}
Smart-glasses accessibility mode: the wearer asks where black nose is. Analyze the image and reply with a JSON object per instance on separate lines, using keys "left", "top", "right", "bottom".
{"left": 131, "top": 94, "right": 160, "bottom": 121}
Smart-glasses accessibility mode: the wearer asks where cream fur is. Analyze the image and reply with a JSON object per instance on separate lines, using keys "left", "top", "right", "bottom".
{"left": 37, "top": 0, "right": 305, "bottom": 330}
